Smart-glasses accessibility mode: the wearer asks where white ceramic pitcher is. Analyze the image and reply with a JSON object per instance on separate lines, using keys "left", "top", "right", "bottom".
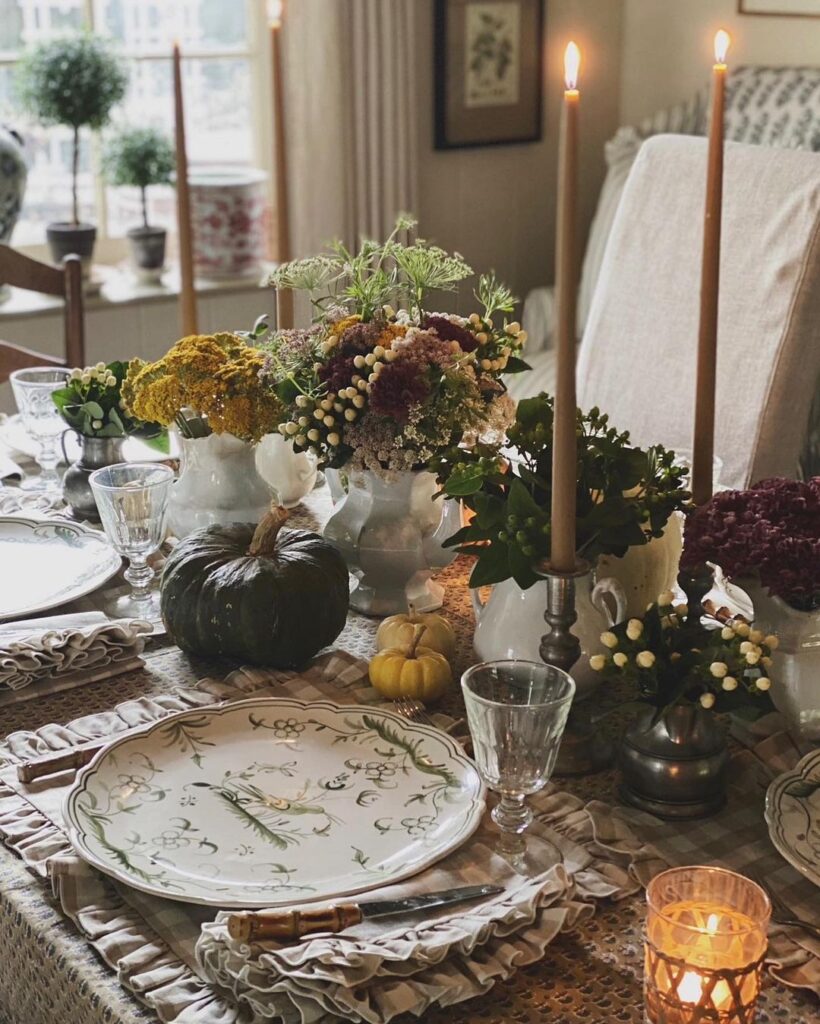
{"left": 472, "top": 568, "right": 627, "bottom": 700}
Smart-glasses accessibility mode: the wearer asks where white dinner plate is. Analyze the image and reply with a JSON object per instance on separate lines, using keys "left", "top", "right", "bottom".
{"left": 765, "top": 749, "right": 820, "bottom": 887}
{"left": 0, "top": 515, "right": 121, "bottom": 621}
{"left": 0, "top": 414, "right": 178, "bottom": 464}
{"left": 65, "top": 698, "right": 486, "bottom": 907}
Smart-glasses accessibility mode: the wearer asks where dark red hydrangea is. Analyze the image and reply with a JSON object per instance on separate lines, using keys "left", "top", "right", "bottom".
{"left": 681, "top": 477, "right": 820, "bottom": 610}
{"left": 423, "top": 314, "right": 478, "bottom": 352}
{"left": 368, "top": 361, "right": 430, "bottom": 422}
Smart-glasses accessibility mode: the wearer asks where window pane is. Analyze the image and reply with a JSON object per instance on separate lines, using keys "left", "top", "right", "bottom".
{"left": 0, "top": 0, "right": 85, "bottom": 53}
{"left": 94, "top": 0, "right": 248, "bottom": 53}
{"left": 105, "top": 56, "right": 253, "bottom": 238}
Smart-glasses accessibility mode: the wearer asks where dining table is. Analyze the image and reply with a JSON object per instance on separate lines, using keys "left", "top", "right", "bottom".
{"left": 0, "top": 477, "right": 817, "bottom": 1024}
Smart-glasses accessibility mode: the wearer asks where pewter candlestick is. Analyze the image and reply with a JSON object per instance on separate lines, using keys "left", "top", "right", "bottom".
{"left": 537, "top": 558, "right": 614, "bottom": 775}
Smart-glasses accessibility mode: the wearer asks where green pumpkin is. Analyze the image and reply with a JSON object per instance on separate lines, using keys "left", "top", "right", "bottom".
{"left": 160, "top": 507, "right": 349, "bottom": 667}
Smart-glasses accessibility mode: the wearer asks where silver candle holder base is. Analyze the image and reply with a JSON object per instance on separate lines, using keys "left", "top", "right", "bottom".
{"left": 537, "top": 559, "right": 614, "bottom": 776}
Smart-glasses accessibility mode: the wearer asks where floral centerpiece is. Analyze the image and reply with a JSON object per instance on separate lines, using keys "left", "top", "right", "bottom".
{"left": 123, "top": 333, "right": 281, "bottom": 537}
{"left": 263, "top": 217, "right": 528, "bottom": 614}
{"left": 680, "top": 476, "right": 820, "bottom": 739}
{"left": 591, "top": 577, "right": 777, "bottom": 817}
{"left": 431, "top": 396, "right": 690, "bottom": 690}
{"left": 52, "top": 360, "right": 165, "bottom": 520}
{"left": 264, "top": 218, "right": 525, "bottom": 473}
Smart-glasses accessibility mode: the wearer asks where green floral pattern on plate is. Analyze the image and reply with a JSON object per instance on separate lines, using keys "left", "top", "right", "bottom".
{"left": 64, "top": 698, "right": 485, "bottom": 907}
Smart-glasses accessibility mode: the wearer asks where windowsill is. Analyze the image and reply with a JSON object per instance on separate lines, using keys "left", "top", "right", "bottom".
{"left": 0, "top": 261, "right": 276, "bottom": 319}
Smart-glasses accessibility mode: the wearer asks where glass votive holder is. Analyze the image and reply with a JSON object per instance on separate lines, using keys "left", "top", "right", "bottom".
{"left": 644, "top": 866, "right": 770, "bottom": 1024}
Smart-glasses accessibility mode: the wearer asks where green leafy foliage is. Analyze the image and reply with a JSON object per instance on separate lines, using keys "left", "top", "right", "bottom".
{"left": 52, "top": 360, "right": 167, "bottom": 448}
{"left": 16, "top": 35, "right": 127, "bottom": 130}
{"left": 103, "top": 127, "right": 173, "bottom": 226}
{"left": 434, "top": 394, "right": 690, "bottom": 590}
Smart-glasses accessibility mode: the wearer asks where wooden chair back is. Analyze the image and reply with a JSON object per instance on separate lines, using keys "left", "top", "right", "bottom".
{"left": 0, "top": 246, "right": 85, "bottom": 384}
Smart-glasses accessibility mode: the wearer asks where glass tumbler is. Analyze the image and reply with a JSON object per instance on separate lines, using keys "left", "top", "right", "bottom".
{"left": 89, "top": 462, "right": 174, "bottom": 620}
{"left": 461, "top": 660, "right": 575, "bottom": 852}
{"left": 9, "top": 367, "right": 70, "bottom": 496}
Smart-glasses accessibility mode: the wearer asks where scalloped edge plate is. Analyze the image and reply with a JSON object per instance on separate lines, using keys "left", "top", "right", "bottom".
{"left": 765, "top": 748, "right": 820, "bottom": 887}
{"left": 64, "top": 698, "right": 486, "bottom": 908}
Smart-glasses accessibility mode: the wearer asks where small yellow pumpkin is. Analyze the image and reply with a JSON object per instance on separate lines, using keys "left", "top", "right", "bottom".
{"left": 369, "top": 624, "right": 452, "bottom": 702}
{"left": 375, "top": 604, "right": 456, "bottom": 659}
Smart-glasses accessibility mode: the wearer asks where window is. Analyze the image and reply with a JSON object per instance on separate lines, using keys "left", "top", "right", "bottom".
{"left": 0, "top": 0, "right": 268, "bottom": 252}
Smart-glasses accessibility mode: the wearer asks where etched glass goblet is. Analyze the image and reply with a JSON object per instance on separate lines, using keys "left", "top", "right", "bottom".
{"left": 89, "top": 462, "right": 174, "bottom": 620}
{"left": 9, "top": 367, "right": 70, "bottom": 497}
{"left": 461, "top": 660, "right": 575, "bottom": 853}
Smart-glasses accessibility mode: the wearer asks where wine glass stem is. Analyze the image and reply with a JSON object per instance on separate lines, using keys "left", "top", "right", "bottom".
{"left": 124, "top": 556, "right": 155, "bottom": 603}
{"left": 492, "top": 793, "right": 533, "bottom": 835}
{"left": 37, "top": 437, "right": 60, "bottom": 489}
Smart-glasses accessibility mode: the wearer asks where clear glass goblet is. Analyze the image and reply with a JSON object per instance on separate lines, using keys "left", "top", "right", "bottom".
{"left": 461, "top": 660, "right": 575, "bottom": 854}
{"left": 89, "top": 462, "right": 174, "bottom": 620}
{"left": 9, "top": 367, "right": 70, "bottom": 497}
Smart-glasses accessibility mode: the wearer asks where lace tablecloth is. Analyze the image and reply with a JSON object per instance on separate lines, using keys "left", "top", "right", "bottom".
{"left": 0, "top": 489, "right": 817, "bottom": 1024}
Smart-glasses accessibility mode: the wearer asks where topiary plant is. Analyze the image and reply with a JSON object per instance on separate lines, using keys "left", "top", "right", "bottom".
{"left": 103, "top": 128, "right": 174, "bottom": 229}
{"left": 16, "top": 35, "right": 127, "bottom": 225}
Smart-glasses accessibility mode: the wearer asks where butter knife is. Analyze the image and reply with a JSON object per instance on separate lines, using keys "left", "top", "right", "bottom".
{"left": 227, "top": 883, "right": 504, "bottom": 943}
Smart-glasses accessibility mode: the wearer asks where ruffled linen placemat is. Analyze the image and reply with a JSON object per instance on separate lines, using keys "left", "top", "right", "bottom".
{"left": 585, "top": 717, "right": 820, "bottom": 995}
{"left": 0, "top": 615, "right": 152, "bottom": 701}
{"left": 0, "top": 651, "right": 644, "bottom": 1024}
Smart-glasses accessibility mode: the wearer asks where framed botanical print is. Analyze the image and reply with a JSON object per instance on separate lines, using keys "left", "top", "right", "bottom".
{"left": 434, "top": 0, "right": 544, "bottom": 149}
{"left": 739, "top": 0, "right": 820, "bottom": 15}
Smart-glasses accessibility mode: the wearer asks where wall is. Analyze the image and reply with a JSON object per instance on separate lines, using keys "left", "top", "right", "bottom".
{"left": 413, "top": 0, "right": 625, "bottom": 307}
{"left": 621, "top": 0, "right": 820, "bottom": 124}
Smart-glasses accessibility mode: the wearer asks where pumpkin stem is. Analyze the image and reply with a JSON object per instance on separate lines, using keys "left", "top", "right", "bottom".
{"left": 406, "top": 622, "right": 426, "bottom": 660}
{"left": 249, "top": 505, "right": 289, "bottom": 557}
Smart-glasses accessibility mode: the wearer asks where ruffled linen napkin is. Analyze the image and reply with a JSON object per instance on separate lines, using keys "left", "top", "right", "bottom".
{"left": 196, "top": 792, "right": 639, "bottom": 1024}
{"left": 0, "top": 613, "right": 152, "bottom": 698}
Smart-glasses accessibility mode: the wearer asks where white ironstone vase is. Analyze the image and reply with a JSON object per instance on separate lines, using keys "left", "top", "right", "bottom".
{"left": 741, "top": 578, "right": 820, "bottom": 741}
{"left": 254, "top": 433, "right": 318, "bottom": 508}
{"left": 471, "top": 568, "right": 627, "bottom": 700}
{"left": 597, "top": 513, "right": 684, "bottom": 619}
{"left": 167, "top": 432, "right": 273, "bottom": 539}
{"left": 323, "top": 468, "right": 461, "bottom": 616}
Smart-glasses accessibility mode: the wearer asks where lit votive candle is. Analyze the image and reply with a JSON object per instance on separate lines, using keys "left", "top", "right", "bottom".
{"left": 644, "top": 867, "right": 770, "bottom": 1024}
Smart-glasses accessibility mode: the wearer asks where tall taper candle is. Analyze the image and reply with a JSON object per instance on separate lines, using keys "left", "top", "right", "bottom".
{"left": 692, "top": 29, "right": 730, "bottom": 506}
{"left": 173, "top": 42, "right": 198, "bottom": 336}
{"left": 550, "top": 42, "right": 581, "bottom": 573}
{"left": 270, "top": 1, "right": 294, "bottom": 329}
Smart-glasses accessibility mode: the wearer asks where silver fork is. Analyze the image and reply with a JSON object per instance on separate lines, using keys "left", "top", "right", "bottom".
{"left": 748, "top": 873, "right": 820, "bottom": 940}
{"left": 392, "top": 696, "right": 435, "bottom": 726}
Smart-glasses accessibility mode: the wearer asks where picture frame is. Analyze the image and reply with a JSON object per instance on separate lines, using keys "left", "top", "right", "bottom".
{"left": 434, "top": 0, "right": 544, "bottom": 150}
{"left": 738, "top": 0, "right": 820, "bottom": 16}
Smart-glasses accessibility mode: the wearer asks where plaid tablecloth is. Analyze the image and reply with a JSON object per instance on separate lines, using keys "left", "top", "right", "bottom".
{"left": 0, "top": 489, "right": 817, "bottom": 1024}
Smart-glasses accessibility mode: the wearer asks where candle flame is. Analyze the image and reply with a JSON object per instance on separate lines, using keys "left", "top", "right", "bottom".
{"left": 714, "top": 29, "right": 730, "bottom": 64}
{"left": 268, "top": 0, "right": 283, "bottom": 27}
{"left": 564, "top": 41, "right": 580, "bottom": 91}
{"left": 677, "top": 971, "right": 703, "bottom": 1004}
{"left": 706, "top": 913, "right": 720, "bottom": 934}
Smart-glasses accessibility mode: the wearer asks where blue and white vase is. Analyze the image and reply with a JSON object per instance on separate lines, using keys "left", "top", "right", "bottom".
{"left": 0, "top": 125, "right": 27, "bottom": 303}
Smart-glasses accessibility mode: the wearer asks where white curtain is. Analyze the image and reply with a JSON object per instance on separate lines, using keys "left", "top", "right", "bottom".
{"left": 282, "top": 0, "right": 418, "bottom": 258}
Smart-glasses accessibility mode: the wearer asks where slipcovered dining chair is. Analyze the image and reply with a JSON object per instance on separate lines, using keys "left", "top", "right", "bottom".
{"left": 0, "top": 246, "right": 85, "bottom": 383}
{"left": 576, "top": 134, "right": 820, "bottom": 490}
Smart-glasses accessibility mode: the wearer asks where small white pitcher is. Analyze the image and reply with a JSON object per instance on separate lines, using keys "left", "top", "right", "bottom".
{"left": 472, "top": 568, "right": 627, "bottom": 700}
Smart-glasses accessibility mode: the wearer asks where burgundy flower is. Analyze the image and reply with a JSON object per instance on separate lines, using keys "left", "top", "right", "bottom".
{"left": 681, "top": 477, "right": 820, "bottom": 610}
{"left": 369, "top": 361, "right": 430, "bottom": 422}
{"left": 423, "top": 315, "right": 478, "bottom": 352}
{"left": 318, "top": 351, "right": 359, "bottom": 393}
